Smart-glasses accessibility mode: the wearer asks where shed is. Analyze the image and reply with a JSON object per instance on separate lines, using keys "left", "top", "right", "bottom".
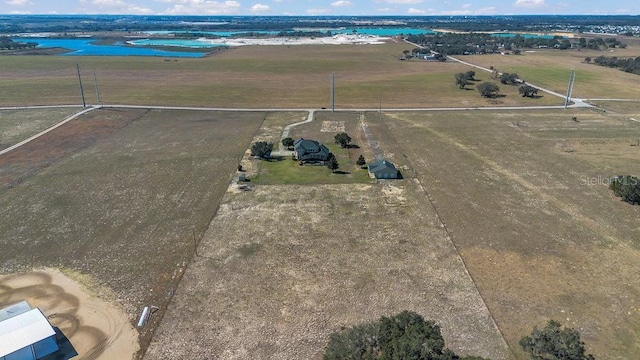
{"left": 0, "top": 302, "right": 59, "bottom": 360}
{"left": 368, "top": 159, "right": 400, "bottom": 179}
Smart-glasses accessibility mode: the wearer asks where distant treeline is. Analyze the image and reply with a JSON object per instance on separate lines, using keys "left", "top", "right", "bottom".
{"left": 406, "top": 33, "right": 626, "bottom": 55}
{"left": 591, "top": 56, "right": 640, "bottom": 75}
{"left": 0, "top": 36, "right": 37, "bottom": 50}
{"left": 1, "top": 14, "right": 639, "bottom": 34}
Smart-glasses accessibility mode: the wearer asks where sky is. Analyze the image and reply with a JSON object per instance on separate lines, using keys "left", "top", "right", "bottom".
{"left": 1, "top": 0, "right": 638, "bottom": 16}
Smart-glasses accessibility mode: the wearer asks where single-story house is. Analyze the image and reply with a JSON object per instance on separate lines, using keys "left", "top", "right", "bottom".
{"left": 293, "top": 138, "right": 331, "bottom": 163}
{"left": 368, "top": 159, "right": 401, "bottom": 179}
{"left": 0, "top": 301, "right": 60, "bottom": 360}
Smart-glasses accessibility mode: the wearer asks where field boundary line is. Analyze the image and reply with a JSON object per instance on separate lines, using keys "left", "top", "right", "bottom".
{"left": 0, "top": 105, "right": 99, "bottom": 156}
{"left": 384, "top": 113, "right": 514, "bottom": 358}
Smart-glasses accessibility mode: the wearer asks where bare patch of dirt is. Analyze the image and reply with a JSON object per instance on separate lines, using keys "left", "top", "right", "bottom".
{"left": 0, "top": 268, "right": 139, "bottom": 359}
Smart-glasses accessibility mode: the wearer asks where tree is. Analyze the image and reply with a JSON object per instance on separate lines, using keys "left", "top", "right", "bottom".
{"left": 513, "top": 49, "right": 522, "bottom": 55}
{"left": 282, "top": 137, "right": 294, "bottom": 148}
{"left": 609, "top": 175, "right": 640, "bottom": 205}
{"left": 500, "top": 72, "right": 520, "bottom": 85}
{"left": 356, "top": 154, "right": 366, "bottom": 167}
{"left": 323, "top": 311, "right": 488, "bottom": 360}
{"left": 433, "top": 53, "right": 446, "bottom": 62}
{"left": 455, "top": 72, "right": 470, "bottom": 89}
{"left": 250, "top": 141, "right": 273, "bottom": 159}
{"left": 584, "top": 57, "right": 592, "bottom": 63}
{"left": 334, "top": 132, "right": 352, "bottom": 148}
{"left": 519, "top": 85, "right": 539, "bottom": 98}
{"left": 326, "top": 154, "right": 339, "bottom": 172}
{"left": 464, "top": 70, "right": 476, "bottom": 81}
{"left": 477, "top": 82, "right": 500, "bottom": 98}
{"left": 520, "top": 320, "right": 594, "bottom": 360}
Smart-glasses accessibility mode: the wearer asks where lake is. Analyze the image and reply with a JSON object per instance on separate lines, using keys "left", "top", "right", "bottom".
{"left": 16, "top": 38, "right": 209, "bottom": 57}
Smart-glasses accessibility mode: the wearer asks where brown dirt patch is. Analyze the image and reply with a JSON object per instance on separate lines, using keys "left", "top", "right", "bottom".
{"left": 0, "top": 268, "right": 139, "bottom": 359}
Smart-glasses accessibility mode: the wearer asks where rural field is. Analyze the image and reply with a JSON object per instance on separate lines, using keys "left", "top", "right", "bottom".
{"left": 463, "top": 41, "right": 640, "bottom": 100}
{"left": 145, "top": 111, "right": 510, "bottom": 360}
{"left": 0, "top": 107, "right": 266, "bottom": 356}
{"left": 386, "top": 109, "right": 640, "bottom": 358}
{"left": 0, "top": 42, "right": 562, "bottom": 109}
{"left": 1, "top": 35, "right": 640, "bottom": 360}
{"left": 0, "top": 107, "right": 80, "bottom": 150}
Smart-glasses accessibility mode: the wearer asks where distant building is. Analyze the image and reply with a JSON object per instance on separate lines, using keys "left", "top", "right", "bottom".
{"left": 293, "top": 138, "right": 331, "bottom": 163}
{"left": 368, "top": 159, "right": 401, "bottom": 179}
{"left": 0, "top": 301, "right": 60, "bottom": 360}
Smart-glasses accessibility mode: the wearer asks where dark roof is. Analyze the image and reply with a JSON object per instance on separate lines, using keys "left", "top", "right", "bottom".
{"left": 368, "top": 159, "right": 398, "bottom": 175}
{"left": 294, "top": 138, "right": 331, "bottom": 160}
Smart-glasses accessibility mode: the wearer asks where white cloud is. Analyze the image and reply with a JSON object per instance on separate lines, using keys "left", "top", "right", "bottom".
{"left": 75, "top": 0, "right": 154, "bottom": 14}
{"left": 161, "top": 0, "right": 242, "bottom": 14}
{"left": 440, "top": 9, "right": 471, "bottom": 15}
{"left": 514, "top": 0, "right": 546, "bottom": 8}
{"left": 250, "top": 3, "right": 270, "bottom": 12}
{"left": 331, "top": 0, "right": 352, "bottom": 7}
{"left": 381, "top": 0, "right": 423, "bottom": 4}
{"left": 5, "top": 0, "right": 32, "bottom": 5}
{"left": 407, "top": 7, "right": 425, "bottom": 14}
{"left": 476, "top": 6, "right": 497, "bottom": 14}
{"left": 306, "top": 7, "right": 331, "bottom": 14}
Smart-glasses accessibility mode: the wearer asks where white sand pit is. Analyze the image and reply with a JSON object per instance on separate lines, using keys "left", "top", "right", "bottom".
{"left": 0, "top": 268, "right": 139, "bottom": 359}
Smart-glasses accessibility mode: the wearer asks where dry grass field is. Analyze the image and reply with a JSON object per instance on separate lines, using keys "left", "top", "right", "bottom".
{"left": 385, "top": 109, "right": 640, "bottom": 358}
{"left": 0, "top": 42, "right": 562, "bottom": 109}
{"left": 0, "top": 108, "right": 265, "bottom": 355}
{"left": 0, "top": 107, "right": 80, "bottom": 150}
{"left": 144, "top": 113, "right": 511, "bottom": 359}
{"left": 2, "top": 37, "right": 640, "bottom": 359}
{"left": 462, "top": 44, "right": 640, "bottom": 100}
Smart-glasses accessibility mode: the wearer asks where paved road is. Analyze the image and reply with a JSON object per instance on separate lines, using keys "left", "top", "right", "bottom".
{"left": 0, "top": 105, "right": 99, "bottom": 156}
{"left": 271, "top": 109, "right": 315, "bottom": 157}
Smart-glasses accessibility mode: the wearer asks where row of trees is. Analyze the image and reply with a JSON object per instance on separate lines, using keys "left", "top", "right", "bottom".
{"left": 456, "top": 70, "right": 538, "bottom": 99}
{"left": 406, "top": 32, "right": 626, "bottom": 56}
{"left": 0, "top": 36, "right": 38, "bottom": 50}
{"left": 587, "top": 55, "right": 640, "bottom": 76}
{"left": 324, "top": 311, "right": 594, "bottom": 360}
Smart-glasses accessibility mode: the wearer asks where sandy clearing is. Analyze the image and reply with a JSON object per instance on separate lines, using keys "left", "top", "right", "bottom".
{"left": 0, "top": 268, "right": 139, "bottom": 359}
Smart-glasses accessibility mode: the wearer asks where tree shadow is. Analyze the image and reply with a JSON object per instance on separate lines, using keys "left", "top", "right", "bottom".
{"left": 265, "top": 156, "right": 285, "bottom": 162}
{"left": 345, "top": 144, "right": 360, "bottom": 149}
{"left": 333, "top": 170, "right": 351, "bottom": 175}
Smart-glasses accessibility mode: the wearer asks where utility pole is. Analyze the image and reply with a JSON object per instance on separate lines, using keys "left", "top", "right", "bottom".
{"left": 76, "top": 64, "right": 86, "bottom": 107}
{"left": 330, "top": 72, "right": 335, "bottom": 112}
{"left": 93, "top": 72, "right": 101, "bottom": 103}
{"left": 564, "top": 69, "right": 575, "bottom": 109}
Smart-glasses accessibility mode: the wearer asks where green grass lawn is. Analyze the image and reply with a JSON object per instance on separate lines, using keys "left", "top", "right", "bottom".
{"left": 253, "top": 145, "right": 371, "bottom": 185}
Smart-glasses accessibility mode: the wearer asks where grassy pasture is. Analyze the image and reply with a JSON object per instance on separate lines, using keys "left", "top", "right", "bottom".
{"left": 145, "top": 181, "right": 510, "bottom": 359}
{"left": 386, "top": 109, "right": 640, "bottom": 358}
{"left": 0, "top": 108, "right": 264, "bottom": 353}
{"left": 0, "top": 42, "right": 560, "bottom": 108}
{"left": 463, "top": 47, "right": 640, "bottom": 100}
{"left": 0, "top": 107, "right": 80, "bottom": 150}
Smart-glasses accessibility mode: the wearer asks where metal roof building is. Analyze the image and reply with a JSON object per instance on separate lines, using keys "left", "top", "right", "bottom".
{"left": 368, "top": 159, "right": 401, "bottom": 179}
{"left": 0, "top": 301, "right": 59, "bottom": 360}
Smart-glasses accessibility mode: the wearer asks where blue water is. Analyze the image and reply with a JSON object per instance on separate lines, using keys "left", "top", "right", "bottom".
{"left": 14, "top": 27, "right": 475, "bottom": 57}
{"left": 16, "top": 38, "right": 207, "bottom": 57}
